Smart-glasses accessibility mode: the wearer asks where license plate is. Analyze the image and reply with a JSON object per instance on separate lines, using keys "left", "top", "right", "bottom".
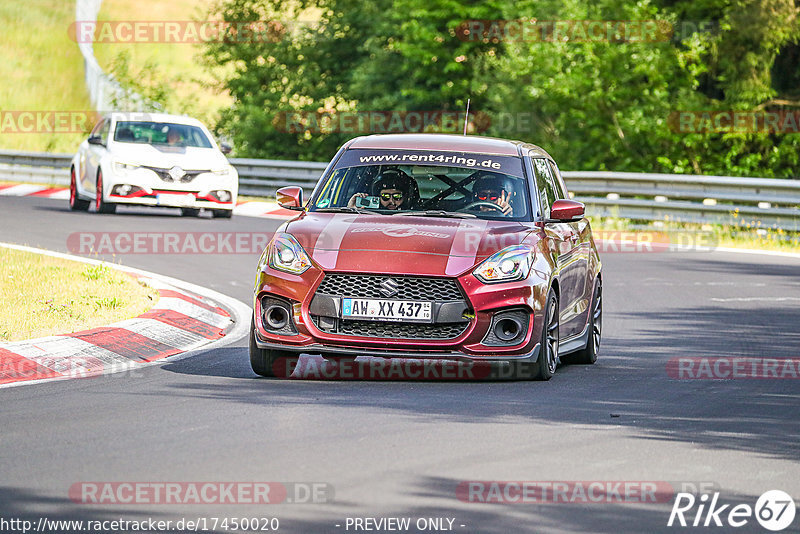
{"left": 342, "top": 298, "right": 432, "bottom": 323}
{"left": 157, "top": 193, "right": 194, "bottom": 207}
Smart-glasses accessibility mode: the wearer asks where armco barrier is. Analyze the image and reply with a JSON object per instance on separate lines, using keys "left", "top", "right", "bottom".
{"left": 0, "top": 149, "right": 797, "bottom": 230}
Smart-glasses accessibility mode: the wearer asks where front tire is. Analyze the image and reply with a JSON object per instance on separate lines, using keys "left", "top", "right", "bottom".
{"left": 212, "top": 209, "right": 233, "bottom": 219}
{"left": 563, "top": 277, "right": 601, "bottom": 365}
{"left": 180, "top": 208, "right": 201, "bottom": 217}
{"left": 69, "top": 167, "right": 90, "bottom": 211}
{"left": 249, "top": 316, "right": 293, "bottom": 377}
{"left": 95, "top": 170, "right": 116, "bottom": 214}
{"left": 534, "top": 289, "right": 559, "bottom": 381}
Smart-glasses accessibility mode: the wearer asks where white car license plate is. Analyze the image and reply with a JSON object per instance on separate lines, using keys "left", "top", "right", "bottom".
{"left": 157, "top": 193, "right": 194, "bottom": 207}
{"left": 342, "top": 298, "right": 432, "bottom": 323}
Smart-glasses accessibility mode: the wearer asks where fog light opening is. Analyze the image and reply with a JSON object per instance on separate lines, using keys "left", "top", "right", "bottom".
{"left": 494, "top": 317, "right": 522, "bottom": 342}
{"left": 265, "top": 305, "right": 289, "bottom": 330}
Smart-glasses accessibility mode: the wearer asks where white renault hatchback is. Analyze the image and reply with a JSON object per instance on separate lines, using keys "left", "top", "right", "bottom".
{"left": 69, "top": 112, "right": 238, "bottom": 218}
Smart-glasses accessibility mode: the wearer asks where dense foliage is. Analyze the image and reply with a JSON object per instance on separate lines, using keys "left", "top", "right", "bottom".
{"left": 205, "top": 0, "right": 800, "bottom": 177}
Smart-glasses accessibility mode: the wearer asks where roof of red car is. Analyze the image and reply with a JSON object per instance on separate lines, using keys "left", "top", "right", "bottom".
{"left": 347, "top": 134, "right": 546, "bottom": 157}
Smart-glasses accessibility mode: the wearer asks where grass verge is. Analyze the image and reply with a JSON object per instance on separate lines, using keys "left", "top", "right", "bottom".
{"left": 92, "top": 0, "right": 232, "bottom": 126}
{"left": 0, "top": 0, "right": 93, "bottom": 153}
{"left": 0, "top": 247, "right": 159, "bottom": 342}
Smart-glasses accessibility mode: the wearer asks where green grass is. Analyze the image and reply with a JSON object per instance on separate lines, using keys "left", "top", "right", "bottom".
{"left": 0, "top": 0, "right": 231, "bottom": 153}
{"left": 0, "top": 247, "right": 159, "bottom": 342}
{"left": 0, "top": 1, "right": 94, "bottom": 153}
{"left": 92, "top": 0, "right": 232, "bottom": 126}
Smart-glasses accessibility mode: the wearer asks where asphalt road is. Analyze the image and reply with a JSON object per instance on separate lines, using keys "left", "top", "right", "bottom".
{"left": 1, "top": 195, "right": 799, "bottom": 534}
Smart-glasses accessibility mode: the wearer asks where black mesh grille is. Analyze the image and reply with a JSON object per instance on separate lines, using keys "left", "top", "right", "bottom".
{"left": 260, "top": 296, "right": 298, "bottom": 335}
{"left": 316, "top": 274, "right": 462, "bottom": 301}
{"left": 482, "top": 309, "right": 530, "bottom": 346}
{"left": 313, "top": 317, "right": 468, "bottom": 340}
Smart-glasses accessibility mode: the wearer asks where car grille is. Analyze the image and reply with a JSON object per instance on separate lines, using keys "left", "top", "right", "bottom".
{"left": 315, "top": 274, "right": 463, "bottom": 301}
{"left": 312, "top": 316, "right": 469, "bottom": 340}
{"left": 141, "top": 166, "right": 207, "bottom": 183}
{"left": 311, "top": 274, "right": 468, "bottom": 340}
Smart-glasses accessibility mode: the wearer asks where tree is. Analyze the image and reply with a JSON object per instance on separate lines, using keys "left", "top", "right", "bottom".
{"left": 204, "top": 0, "right": 800, "bottom": 177}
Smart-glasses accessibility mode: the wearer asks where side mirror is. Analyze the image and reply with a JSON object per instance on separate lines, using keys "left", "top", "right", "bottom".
{"left": 219, "top": 142, "right": 232, "bottom": 155}
{"left": 276, "top": 186, "right": 304, "bottom": 210}
{"left": 549, "top": 199, "right": 585, "bottom": 221}
{"left": 87, "top": 135, "right": 105, "bottom": 146}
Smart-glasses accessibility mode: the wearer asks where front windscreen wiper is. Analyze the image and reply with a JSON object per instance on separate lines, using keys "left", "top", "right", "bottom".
{"left": 392, "top": 210, "right": 476, "bottom": 219}
{"left": 315, "top": 207, "right": 383, "bottom": 215}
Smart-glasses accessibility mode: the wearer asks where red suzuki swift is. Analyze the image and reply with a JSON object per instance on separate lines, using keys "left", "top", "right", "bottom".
{"left": 250, "top": 134, "right": 602, "bottom": 380}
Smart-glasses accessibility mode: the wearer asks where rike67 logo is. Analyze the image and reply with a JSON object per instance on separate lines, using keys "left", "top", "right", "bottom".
{"left": 668, "top": 490, "right": 796, "bottom": 531}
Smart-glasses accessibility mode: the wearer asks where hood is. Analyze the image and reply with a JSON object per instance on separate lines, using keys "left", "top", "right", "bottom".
{"left": 285, "top": 212, "right": 536, "bottom": 276}
{"left": 111, "top": 143, "right": 228, "bottom": 170}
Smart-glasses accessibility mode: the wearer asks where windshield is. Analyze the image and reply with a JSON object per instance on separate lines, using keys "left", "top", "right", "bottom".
{"left": 113, "top": 121, "right": 213, "bottom": 148}
{"left": 310, "top": 150, "right": 531, "bottom": 220}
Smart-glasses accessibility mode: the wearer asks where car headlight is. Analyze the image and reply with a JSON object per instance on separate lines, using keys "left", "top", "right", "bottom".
{"left": 473, "top": 245, "right": 534, "bottom": 283}
{"left": 113, "top": 161, "right": 140, "bottom": 174}
{"left": 267, "top": 233, "right": 312, "bottom": 274}
{"left": 212, "top": 165, "right": 233, "bottom": 176}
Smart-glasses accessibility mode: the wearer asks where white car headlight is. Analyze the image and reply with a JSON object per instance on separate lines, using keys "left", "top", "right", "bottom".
{"left": 113, "top": 161, "right": 140, "bottom": 174}
{"left": 267, "top": 233, "right": 312, "bottom": 274}
{"left": 212, "top": 165, "right": 233, "bottom": 176}
{"left": 473, "top": 245, "right": 534, "bottom": 283}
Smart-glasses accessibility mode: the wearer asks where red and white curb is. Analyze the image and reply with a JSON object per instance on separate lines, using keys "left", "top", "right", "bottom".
{"left": 0, "top": 243, "right": 252, "bottom": 388}
{"left": 0, "top": 183, "right": 70, "bottom": 200}
{"left": 0, "top": 183, "right": 295, "bottom": 219}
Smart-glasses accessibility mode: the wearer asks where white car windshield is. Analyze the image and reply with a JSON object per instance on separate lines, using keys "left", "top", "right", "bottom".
{"left": 113, "top": 121, "right": 213, "bottom": 148}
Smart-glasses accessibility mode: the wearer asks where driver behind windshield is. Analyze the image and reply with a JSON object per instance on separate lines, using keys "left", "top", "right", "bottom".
{"left": 166, "top": 126, "right": 185, "bottom": 146}
{"left": 348, "top": 169, "right": 419, "bottom": 210}
{"left": 472, "top": 172, "right": 514, "bottom": 216}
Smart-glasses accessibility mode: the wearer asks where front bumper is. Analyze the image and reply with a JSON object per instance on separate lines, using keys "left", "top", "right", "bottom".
{"left": 254, "top": 336, "right": 541, "bottom": 363}
{"left": 104, "top": 166, "right": 238, "bottom": 209}
{"left": 253, "top": 265, "right": 548, "bottom": 361}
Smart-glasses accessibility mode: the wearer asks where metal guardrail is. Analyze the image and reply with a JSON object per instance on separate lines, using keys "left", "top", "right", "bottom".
{"left": 563, "top": 171, "right": 800, "bottom": 230}
{"left": 1, "top": 149, "right": 798, "bottom": 230}
{"left": 76, "top": 0, "right": 159, "bottom": 112}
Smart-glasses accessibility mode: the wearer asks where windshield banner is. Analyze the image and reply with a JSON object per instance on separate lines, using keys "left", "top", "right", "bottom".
{"left": 334, "top": 149, "right": 525, "bottom": 178}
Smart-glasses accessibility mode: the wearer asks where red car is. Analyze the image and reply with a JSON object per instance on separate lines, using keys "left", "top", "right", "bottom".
{"left": 250, "top": 134, "right": 602, "bottom": 380}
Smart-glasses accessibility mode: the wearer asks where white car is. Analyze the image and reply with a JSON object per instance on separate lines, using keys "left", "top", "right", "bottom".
{"left": 69, "top": 112, "right": 238, "bottom": 218}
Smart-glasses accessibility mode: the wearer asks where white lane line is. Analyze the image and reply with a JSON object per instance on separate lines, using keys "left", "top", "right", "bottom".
{"left": 711, "top": 297, "right": 800, "bottom": 302}
{"left": 234, "top": 201, "right": 280, "bottom": 216}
